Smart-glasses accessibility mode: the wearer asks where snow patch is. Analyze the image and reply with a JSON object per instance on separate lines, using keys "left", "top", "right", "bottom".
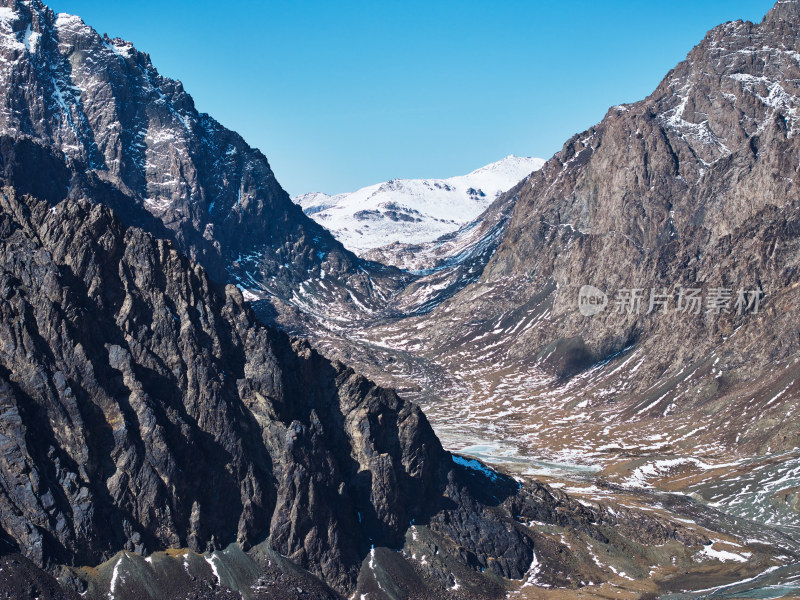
{"left": 23, "top": 26, "right": 40, "bottom": 53}
{"left": 205, "top": 554, "right": 221, "bottom": 585}
{"left": 108, "top": 554, "right": 125, "bottom": 599}
{"left": 699, "top": 543, "right": 749, "bottom": 563}
{"left": 452, "top": 455, "right": 501, "bottom": 481}
{"left": 55, "top": 13, "right": 83, "bottom": 28}
{"left": 108, "top": 40, "right": 134, "bottom": 59}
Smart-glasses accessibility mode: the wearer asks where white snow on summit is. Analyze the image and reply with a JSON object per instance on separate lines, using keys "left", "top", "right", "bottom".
{"left": 293, "top": 155, "right": 544, "bottom": 255}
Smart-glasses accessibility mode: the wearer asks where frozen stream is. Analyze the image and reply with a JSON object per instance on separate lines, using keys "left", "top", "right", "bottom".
{"left": 452, "top": 441, "right": 800, "bottom": 598}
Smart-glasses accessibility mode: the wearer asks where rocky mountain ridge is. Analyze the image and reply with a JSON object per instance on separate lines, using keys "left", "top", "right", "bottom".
{"left": 428, "top": 0, "right": 800, "bottom": 428}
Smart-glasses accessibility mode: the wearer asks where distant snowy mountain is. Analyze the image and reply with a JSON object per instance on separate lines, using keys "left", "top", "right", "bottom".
{"left": 293, "top": 155, "right": 545, "bottom": 254}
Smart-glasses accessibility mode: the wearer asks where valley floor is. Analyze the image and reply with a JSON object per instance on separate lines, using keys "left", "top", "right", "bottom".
{"left": 414, "top": 372, "right": 800, "bottom": 599}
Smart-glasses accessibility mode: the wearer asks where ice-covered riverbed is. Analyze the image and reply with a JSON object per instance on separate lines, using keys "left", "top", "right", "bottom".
{"left": 449, "top": 440, "right": 800, "bottom": 598}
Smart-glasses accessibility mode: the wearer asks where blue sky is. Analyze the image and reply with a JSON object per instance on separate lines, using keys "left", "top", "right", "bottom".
{"left": 48, "top": 0, "right": 776, "bottom": 196}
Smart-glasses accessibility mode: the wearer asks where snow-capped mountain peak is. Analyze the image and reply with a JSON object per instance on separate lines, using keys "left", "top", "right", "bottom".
{"left": 293, "top": 155, "right": 545, "bottom": 254}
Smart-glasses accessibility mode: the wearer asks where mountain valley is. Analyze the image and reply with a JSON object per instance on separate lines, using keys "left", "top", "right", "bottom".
{"left": 0, "top": 0, "right": 798, "bottom": 598}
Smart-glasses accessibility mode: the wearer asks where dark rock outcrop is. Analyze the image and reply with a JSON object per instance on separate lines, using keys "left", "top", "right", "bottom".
{"left": 0, "top": 189, "right": 551, "bottom": 597}
{"left": 0, "top": 188, "right": 441, "bottom": 590}
{"left": 0, "top": 553, "right": 81, "bottom": 600}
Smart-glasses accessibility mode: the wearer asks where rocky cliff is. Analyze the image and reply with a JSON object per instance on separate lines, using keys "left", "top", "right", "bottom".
{"left": 0, "top": 188, "right": 440, "bottom": 590}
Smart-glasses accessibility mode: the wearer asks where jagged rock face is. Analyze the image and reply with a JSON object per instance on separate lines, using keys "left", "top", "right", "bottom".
{"left": 0, "top": 553, "right": 81, "bottom": 600}
{"left": 0, "top": 189, "right": 454, "bottom": 591}
{"left": 499, "top": 3, "right": 800, "bottom": 286}
{"left": 0, "top": 0, "right": 406, "bottom": 323}
{"left": 492, "top": 0, "right": 800, "bottom": 274}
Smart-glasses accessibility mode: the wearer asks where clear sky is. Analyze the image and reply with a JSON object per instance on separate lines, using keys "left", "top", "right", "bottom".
{"left": 47, "top": 0, "right": 776, "bottom": 196}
